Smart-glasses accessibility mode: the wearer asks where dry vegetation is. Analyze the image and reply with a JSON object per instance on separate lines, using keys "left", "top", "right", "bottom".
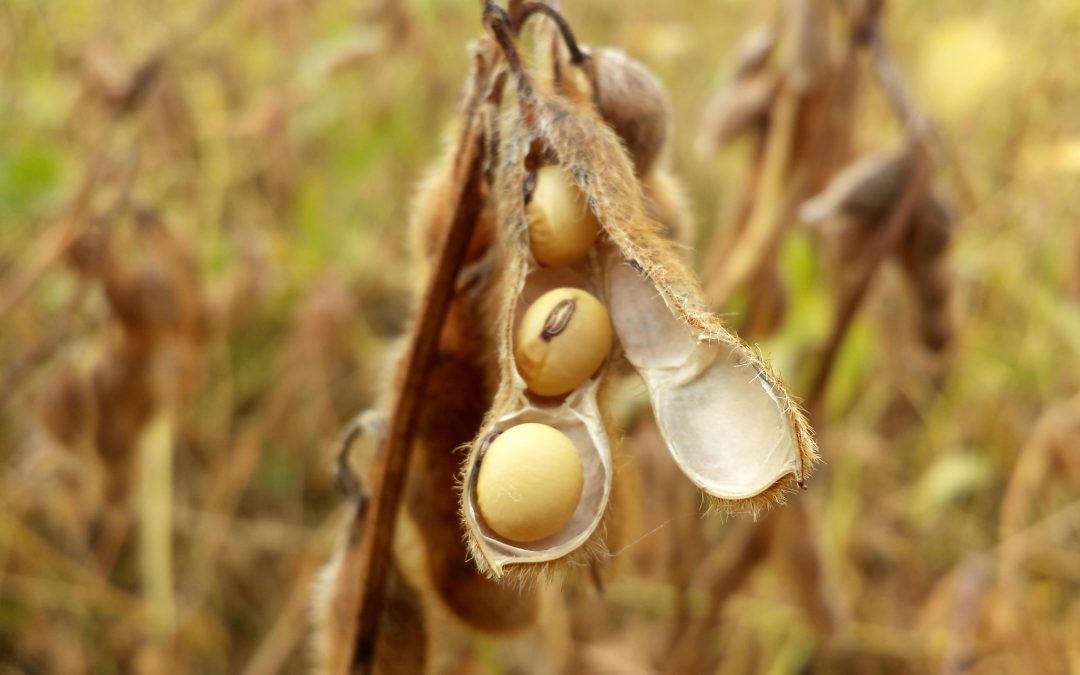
{"left": 1, "top": 0, "right": 1079, "bottom": 673}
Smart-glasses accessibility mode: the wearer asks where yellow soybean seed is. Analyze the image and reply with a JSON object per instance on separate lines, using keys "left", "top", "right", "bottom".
{"left": 476, "top": 423, "right": 584, "bottom": 542}
{"left": 527, "top": 166, "right": 601, "bottom": 266}
{"left": 515, "top": 287, "right": 613, "bottom": 397}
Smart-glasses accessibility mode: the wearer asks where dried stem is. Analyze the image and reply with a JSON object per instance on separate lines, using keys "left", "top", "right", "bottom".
{"left": 700, "top": 131, "right": 767, "bottom": 304}
{"left": 517, "top": 2, "right": 589, "bottom": 66}
{"left": 804, "top": 18, "right": 931, "bottom": 412}
{"left": 703, "top": 82, "right": 799, "bottom": 307}
{"left": 349, "top": 97, "right": 489, "bottom": 671}
{"left": 484, "top": 1, "right": 537, "bottom": 115}
{"left": 805, "top": 146, "right": 929, "bottom": 413}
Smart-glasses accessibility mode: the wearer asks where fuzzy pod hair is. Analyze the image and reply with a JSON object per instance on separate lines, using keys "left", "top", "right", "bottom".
{"left": 459, "top": 23, "right": 816, "bottom": 581}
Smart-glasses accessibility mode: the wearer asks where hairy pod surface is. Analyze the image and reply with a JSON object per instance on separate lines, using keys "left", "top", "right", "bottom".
{"left": 311, "top": 506, "right": 429, "bottom": 675}
{"left": 531, "top": 90, "right": 814, "bottom": 508}
{"left": 461, "top": 236, "right": 615, "bottom": 579}
{"left": 399, "top": 55, "right": 541, "bottom": 631}
{"left": 460, "top": 68, "right": 815, "bottom": 581}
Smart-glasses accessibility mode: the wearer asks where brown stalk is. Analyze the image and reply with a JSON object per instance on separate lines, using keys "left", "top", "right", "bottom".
{"left": 516, "top": 2, "right": 589, "bottom": 66}
{"left": 804, "top": 18, "right": 930, "bottom": 413}
{"left": 700, "top": 130, "right": 768, "bottom": 289}
{"left": 349, "top": 82, "right": 490, "bottom": 671}
{"left": 703, "top": 81, "right": 799, "bottom": 308}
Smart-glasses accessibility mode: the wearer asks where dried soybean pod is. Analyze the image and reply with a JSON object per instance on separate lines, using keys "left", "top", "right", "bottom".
{"left": 518, "top": 6, "right": 667, "bottom": 176}
{"left": 900, "top": 192, "right": 955, "bottom": 351}
{"left": 697, "top": 71, "right": 781, "bottom": 153}
{"left": 458, "top": 6, "right": 813, "bottom": 588}
{"left": 799, "top": 151, "right": 915, "bottom": 227}
{"left": 314, "top": 37, "right": 536, "bottom": 665}
{"left": 460, "top": 386, "right": 614, "bottom": 581}
{"left": 458, "top": 208, "right": 615, "bottom": 582}
{"left": 402, "top": 42, "right": 540, "bottom": 631}
{"left": 406, "top": 354, "right": 539, "bottom": 631}
{"left": 312, "top": 501, "right": 428, "bottom": 675}
{"left": 529, "top": 81, "right": 817, "bottom": 512}
{"left": 801, "top": 151, "right": 955, "bottom": 352}
{"left": 544, "top": 39, "right": 686, "bottom": 242}
{"left": 457, "top": 30, "right": 615, "bottom": 577}
{"left": 589, "top": 48, "right": 670, "bottom": 177}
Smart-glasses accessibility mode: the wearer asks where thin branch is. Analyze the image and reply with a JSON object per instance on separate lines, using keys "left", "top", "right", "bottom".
{"left": 484, "top": 1, "right": 537, "bottom": 117}
{"left": 663, "top": 517, "right": 775, "bottom": 675}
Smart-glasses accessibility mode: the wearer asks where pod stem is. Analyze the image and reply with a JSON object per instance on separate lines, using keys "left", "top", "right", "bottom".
{"left": 484, "top": 1, "right": 538, "bottom": 120}
{"left": 517, "top": 2, "right": 589, "bottom": 66}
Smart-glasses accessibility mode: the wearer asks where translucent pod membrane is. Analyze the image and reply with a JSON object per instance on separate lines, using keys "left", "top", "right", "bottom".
{"left": 461, "top": 386, "right": 612, "bottom": 577}
{"left": 603, "top": 245, "right": 806, "bottom": 506}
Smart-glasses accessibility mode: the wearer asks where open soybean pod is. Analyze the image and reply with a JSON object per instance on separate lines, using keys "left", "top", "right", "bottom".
{"left": 400, "top": 38, "right": 545, "bottom": 629}
{"left": 459, "top": 125, "right": 615, "bottom": 580}
{"left": 540, "top": 85, "right": 817, "bottom": 515}
{"left": 460, "top": 4, "right": 817, "bottom": 582}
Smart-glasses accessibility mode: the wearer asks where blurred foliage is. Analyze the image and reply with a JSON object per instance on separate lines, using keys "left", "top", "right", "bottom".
{"left": 1, "top": 0, "right": 1079, "bottom": 673}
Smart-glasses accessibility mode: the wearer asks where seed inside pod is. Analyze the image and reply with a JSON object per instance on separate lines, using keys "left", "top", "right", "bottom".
{"left": 514, "top": 287, "right": 613, "bottom": 397}
{"left": 476, "top": 423, "right": 585, "bottom": 543}
{"left": 526, "top": 166, "right": 600, "bottom": 266}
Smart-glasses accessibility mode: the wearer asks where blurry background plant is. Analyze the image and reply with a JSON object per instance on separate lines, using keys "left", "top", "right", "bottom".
{"left": 1, "top": 0, "right": 1079, "bottom": 673}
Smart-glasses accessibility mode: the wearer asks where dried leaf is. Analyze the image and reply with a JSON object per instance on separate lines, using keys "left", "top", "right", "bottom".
{"left": 697, "top": 72, "right": 780, "bottom": 153}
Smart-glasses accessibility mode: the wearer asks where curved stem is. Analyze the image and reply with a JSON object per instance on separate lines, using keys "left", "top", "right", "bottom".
{"left": 484, "top": 1, "right": 537, "bottom": 120}
{"left": 805, "top": 144, "right": 930, "bottom": 414}
{"left": 334, "top": 412, "right": 378, "bottom": 503}
{"left": 517, "top": 2, "right": 589, "bottom": 66}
